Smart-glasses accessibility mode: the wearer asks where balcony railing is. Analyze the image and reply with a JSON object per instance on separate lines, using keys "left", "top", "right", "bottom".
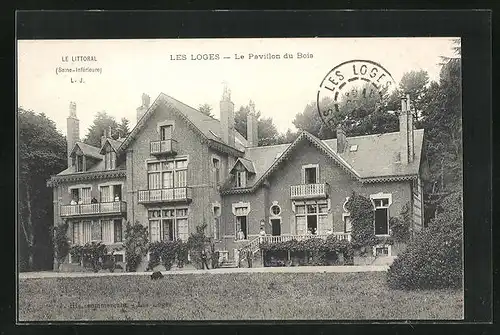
{"left": 138, "top": 187, "right": 192, "bottom": 204}
{"left": 290, "top": 183, "right": 329, "bottom": 199}
{"left": 150, "top": 139, "right": 178, "bottom": 156}
{"left": 60, "top": 201, "right": 127, "bottom": 217}
{"left": 260, "top": 233, "right": 351, "bottom": 244}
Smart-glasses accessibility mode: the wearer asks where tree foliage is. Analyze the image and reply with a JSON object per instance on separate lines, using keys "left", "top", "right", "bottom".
{"left": 18, "top": 108, "right": 67, "bottom": 271}
{"left": 124, "top": 221, "right": 149, "bottom": 272}
{"left": 83, "top": 111, "right": 131, "bottom": 147}
{"left": 53, "top": 222, "right": 70, "bottom": 270}
{"left": 234, "top": 104, "right": 282, "bottom": 146}
{"left": 198, "top": 103, "right": 214, "bottom": 117}
{"left": 187, "top": 223, "right": 211, "bottom": 269}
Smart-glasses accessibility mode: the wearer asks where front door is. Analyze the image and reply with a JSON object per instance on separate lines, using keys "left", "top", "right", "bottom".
{"left": 271, "top": 219, "right": 281, "bottom": 236}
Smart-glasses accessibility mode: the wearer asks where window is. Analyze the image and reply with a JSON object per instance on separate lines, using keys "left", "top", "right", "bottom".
{"left": 375, "top": 246, "right": 389, "bottom": 256}
{"left": 100, "top": 184, "right": 122, "bottom": 202}
{"left": 76, "top": 155, "right": 85, "bottom": 172}
{"left": 236, "top": 215, "right": 248, "bottom": 240}
{"left": 91, "top": 221, "right": 102, "bottom": 241}
{"left": 105, "top": 151, "right": 116, "bottom": 170}
{"left": 213, "top": 205, "right": 221, "bottom": 240}
{"left": 349, "top": 144, "right": 358, "bottom": 152}
{"left": 236, "top": 171, "right": 247, "bottom": 188}
{"left": 302, "top": 165, "right": 319, "bottom": 184}
{"left": 342, "top": 197, "right": 351, "bottom": 233}
{"left": 114, "top": 219, "right": 122, "bottom": 242}
{"left": 270, "top": 204, "right": 281, "bottom": 216}
{"left": 148, "top": 207, "right": 189, "bottom": 242}
{"left": 70, "top": 187, "right": 91, "bottom": 204}
{"left": 160, "top": 125, "right": 172, "bottom": 140}
{"left": 101, "top": 220, "right": 113, "bottom": 243}
{"left": 147, "top": 158, "right": 188, "bottom": 190}
{"left": 371, "top": 194, "right": 391, "bottom": 236}
{"left": 295, "top": 202, "right": 328, "bottom": 235}
{"left": 72, "top": 221, "right": 80, "bottom": 244}
{"left": 213, "top": 158, "right": 220, "bottom": 186}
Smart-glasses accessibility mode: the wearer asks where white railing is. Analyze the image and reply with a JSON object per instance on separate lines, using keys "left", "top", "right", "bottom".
{"left": 138, "top": 187, "right": 192, "bottom": 203}
{"left": 290, "top": 183, "right": 329, "bottom": 199}
{"left": 150, "top": 139, "right": 177, "bottom": 155}
{"left": 260, "top": 233, "right": 351, "bottom": 244}
{"left": 60, "top": 201, "right": 126, "bottom": 217}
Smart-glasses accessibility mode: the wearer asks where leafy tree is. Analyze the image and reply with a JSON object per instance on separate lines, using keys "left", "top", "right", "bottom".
{"left": 419, "top": 39, "right": 462, "bottom": 220}
{"left": 398, "top": 70, "right": 430, "bottom": 122}
{"left": 234, "top": 104, "right": 282, "bottom": 146}
{"left": 387, "top": 191, "right": 462, "bottom": 289}
{"left": 187, "top": 223, "right": 210, "bottom": 269}
{"left": 117, "top": 117, "right": 131, "bottom": 138}
{"left": 82, "top": 111, "right": 119, "bottom": 147}
{"left": 18, "top": 108, "right": 66, "bottom": 271}
{"left": 198, "top": 103, "right": 214, "bottom": 117}
{"left": 292, "top": 99, "right": 336, "bottom": 139}
{"left": 124, "top": 221, "right": 149, "bottom": 272}
{"left": 53, "top": 222, "right": 70, "bottom": 271}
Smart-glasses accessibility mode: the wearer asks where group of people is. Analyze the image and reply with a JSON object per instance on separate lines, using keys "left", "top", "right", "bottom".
{"left": 70, "top": 195, "right": 121, "bottom": 205}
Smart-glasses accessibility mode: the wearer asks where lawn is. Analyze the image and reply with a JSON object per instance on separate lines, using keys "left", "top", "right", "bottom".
{"left": 18, "top": 271, "right": 463, "bottom": 321}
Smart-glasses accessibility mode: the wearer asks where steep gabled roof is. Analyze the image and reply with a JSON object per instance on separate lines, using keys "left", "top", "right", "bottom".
{"left": 221, "top": 131, "right": 361, "bottom": 194}
{"left": 70, "top": 142, "right": 103, "bottom": 160}
{"left": 99, "top": 138, "right": 124, "bottom": 154}
{"left": 221, "top": 129, "right": 425, "bottom": 194}
{"left": 117, "top": 93, "right": 246, "bottom": 156}
{"left": 229, "top": 157, "right": 256, "bottom": 174}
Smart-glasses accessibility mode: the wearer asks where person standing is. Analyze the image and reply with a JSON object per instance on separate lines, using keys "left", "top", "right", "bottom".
{"left": 201, "top": 249, "right": 209, "bottom": 270}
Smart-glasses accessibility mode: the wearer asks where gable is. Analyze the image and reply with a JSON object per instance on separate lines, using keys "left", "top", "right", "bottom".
{"left": 117, "top": 93, "right": 246, "bottom": 157}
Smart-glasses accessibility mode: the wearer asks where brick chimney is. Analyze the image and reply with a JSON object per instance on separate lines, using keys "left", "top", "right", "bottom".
{"left": 399, "top": 94, "right": 415, "bottom": 164}
{"left": 220, "top": 83, "right": 235, "bottom": 147}
{"left": 336, "top": 124, "right": 347, "bottom": 153}
{"left": 247, "top": 100, "right": 258, "bottom": 147}
{"left": 136, "top": 93, "right": 151, "bottom": 122}
{"left": 66, "top": 102, "right": 79, "bottom": 168}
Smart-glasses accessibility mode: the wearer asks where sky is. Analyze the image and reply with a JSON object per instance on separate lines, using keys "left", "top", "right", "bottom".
{"left": 17, "top": 37, "right": 458, "bottom": 137}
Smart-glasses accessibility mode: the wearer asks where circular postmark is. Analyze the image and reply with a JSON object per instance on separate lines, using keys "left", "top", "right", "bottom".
{"left": 317, "top": 60, "right": 396, "bottom": 129}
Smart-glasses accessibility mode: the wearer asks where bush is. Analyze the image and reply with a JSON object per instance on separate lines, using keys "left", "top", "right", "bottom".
{"left": 69, "top": 245, "right": 83, "bottom": 264}
{"left": 345, "top": 192, "right": 378, "bottom": 253}
{"left": 387, "top": 192, "right": 463, "bottom": 290}
{"left": 260, "top": 236, "right": 352, "bottom": 266}
{"left": 80, "top": 242, "right": 108, "bottom": 272}
{"left": 53, "top": 222, "right": 70, "bottom": 270}
{"left": 124, "top": 221, "right": 149, "bottom": 272}
{"left": 390, "top": 203, "right": 411, "bottom": 243}
{"left": 148, "top": 240, "right": 180, "bottom": 271}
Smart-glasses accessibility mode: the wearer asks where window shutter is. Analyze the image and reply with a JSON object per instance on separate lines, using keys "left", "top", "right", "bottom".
{"left": 290, "top": 214, "right": 296, "bottom": 235}
{"left": 296, "top": 216, "right": 306, "bottom": 235}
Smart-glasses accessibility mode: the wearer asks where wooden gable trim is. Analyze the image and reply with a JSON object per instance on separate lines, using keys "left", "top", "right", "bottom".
{"left": 47, "top": 170, "right": 126, "bottom": 187}
{"left": 221, "top": 131, "right": 361, "bottom": 195}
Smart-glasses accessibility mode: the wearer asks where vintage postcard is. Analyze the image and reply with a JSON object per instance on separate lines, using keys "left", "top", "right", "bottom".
{"left": 17, "top": 36, "right": 464, "bottom": 321}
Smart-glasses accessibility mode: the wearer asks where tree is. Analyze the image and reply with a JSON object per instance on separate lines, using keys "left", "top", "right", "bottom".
{"left": 18, "top": 108, "right": 67, "bottom": 271}
{"left": 198, "top": 103, "right": 214, "bottom": 117}
{"left": 398, "top": 70, "right": 430, "bottom": 122}
{"left": 83, "top": 111, "right": 119, "bottom": 147}
{"left": 234, "top": 104, "right": 282, "bottom": 146}
{"left": 117, "top": 117, "right": 130, "bottom": 138}
{"left": 419, "top": 39, "right": 462, "bottom": 220}
{"left": 292, "top": 99, "right": 335, "bottom": 139}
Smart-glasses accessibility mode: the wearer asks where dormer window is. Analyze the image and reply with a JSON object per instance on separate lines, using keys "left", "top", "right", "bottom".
{"left": 236, "top": 171, "right": 247, "bottom": 188}
{"left": 105, "top": 151, "right": 116, "bottom": 170}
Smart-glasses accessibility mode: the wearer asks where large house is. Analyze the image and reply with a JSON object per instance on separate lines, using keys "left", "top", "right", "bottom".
{"left": 48, "top": 87, "right": 426, "bottom": 270}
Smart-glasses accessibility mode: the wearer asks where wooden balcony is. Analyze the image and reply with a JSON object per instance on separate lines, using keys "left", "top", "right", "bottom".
{"left": 60, "top": 201, "right": 127, "bottom": 218}
{"left": 138, "top": 187, "right": 192, "bottom": 204}
{"left": 290, "top": 183, "right": 329, "bottom": 200}
{"left": 150, "top": 139, "right": 178, "bottom": 156}
{"left": 260, "top": 233, "right": 351, "bottom": 244}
